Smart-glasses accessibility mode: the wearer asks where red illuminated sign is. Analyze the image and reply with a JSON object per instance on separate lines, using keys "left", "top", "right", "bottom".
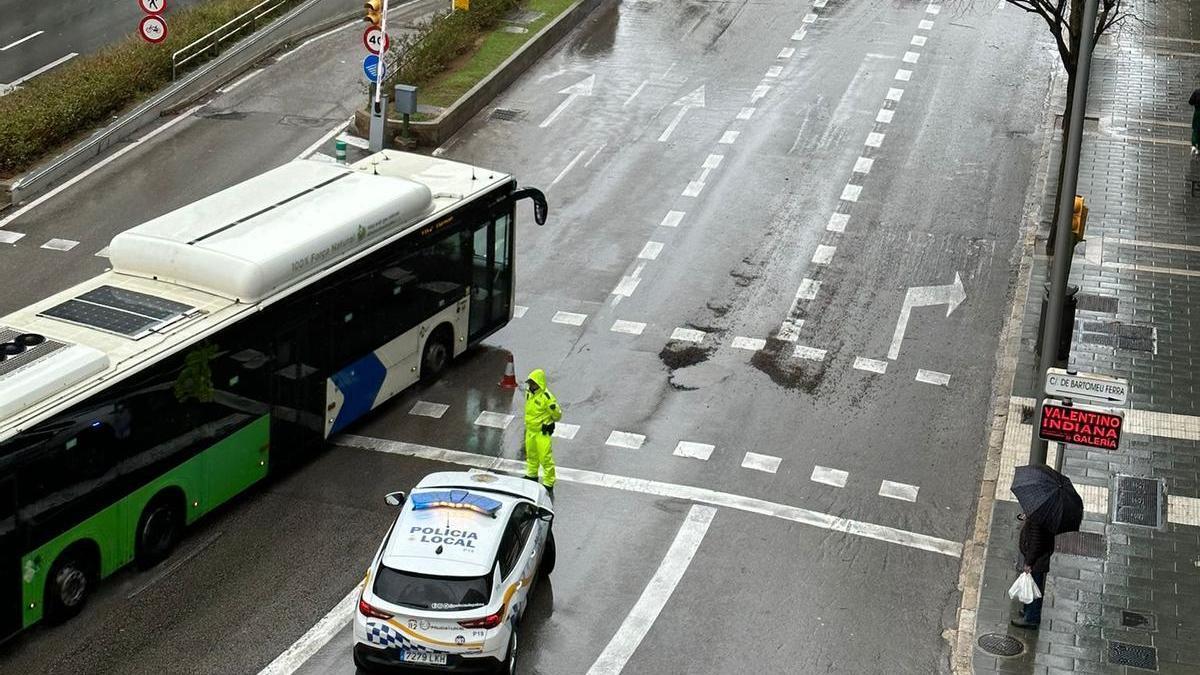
{"left": 1038, "top": 401, "right": 1123, "bottom": 450}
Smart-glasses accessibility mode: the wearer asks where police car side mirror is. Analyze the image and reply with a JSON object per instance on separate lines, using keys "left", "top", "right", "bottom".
{"left": 536, "top": 507, "right": 554, "bottom": 523}
{"left": 384, "top": 491, "right": 406, "bottom": 507}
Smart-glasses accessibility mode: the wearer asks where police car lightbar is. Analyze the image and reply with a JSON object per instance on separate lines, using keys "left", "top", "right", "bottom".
{"left": 411, "top": 490, "right": 502, "bottom": 517}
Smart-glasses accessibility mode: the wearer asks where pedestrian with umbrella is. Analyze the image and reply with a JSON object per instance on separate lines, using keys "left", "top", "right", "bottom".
{"left": 1008, "top": 464, "right": 1084, "bottom": 629}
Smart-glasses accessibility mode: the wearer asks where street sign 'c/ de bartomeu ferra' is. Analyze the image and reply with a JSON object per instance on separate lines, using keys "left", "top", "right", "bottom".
{"left": 1044, "top": 367, "right": 1129, "bottom": 405}
{"left": 1038, "top": 400, "right": 1124, "bottom": 451}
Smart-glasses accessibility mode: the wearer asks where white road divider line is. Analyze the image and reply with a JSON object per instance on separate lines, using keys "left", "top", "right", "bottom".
{"left": 919, "top": 19, "right": 935, "bottom": 30}
{"left": 670, "top": 327, "right": 706, "bottom": 343}
{"left": 1, "top": 30, "right": 44, "bottom": 51}
{"left": 703, "top": 153, "right": 724, "bottom": 169}
{"left": 765, "top": 65, "right": 783, "bottom": 78}
{"left": 750, "top": 84, "right": 771, "bottom": 103}
{"left": 927, "top": 4, "right": 941, "bottom": 14}
{"left": 256, "top": 584, "right": 361, "bottom": 675}
{"left": 866, "top": 132, "right": 885, "bottom": 147}
{"left": 336, "top": 132, "right": 369, "bottom": 149}
{"left": 811, "top": 465, "right": 849, "bottom": 488}
{"left": 742, "top": 452, "right": 782, "bottom": 474}
{"left": 840, "top": 184, "right": 863, "bottom": 202}
{"left": 903, "top": 51, "right": 921, "bottom": 63}
{"left": 827, "top": 213, "right": 850, "bottom": 232}
{"left": 296, "top": 117, "right": 351, "bottom": 160}
{"left": 719, "top": 130, "right": 740, "bottom": 144}
{"left": 0, "top": 231, "right": 25, "bottom": 244}
{"left": 611, "top": 275, "right": 641, "bottom": 297}
{"left": 512, "top": 305, "right": 528, "bottom": 318}
{"left": 895, "top": 69, "right": 913, "bottom": 81}
{"left": 551, "top": 150, "right": 586, "bottom": 186}
{"left": 778, "top": 47, "right": 795, "bottom": 58}
{"left": 887, "top": 87, "right": 904, "bottom": 101}
{"left": 1, "top": 103, "right": 205, "bottom": 230}
{"left": 660, "top": 210, "right": 685, "bottom": 228}
{"left": 553, "top": 423, "right": 581, "bottom": 440}
{"left": 409, "top": 401, "right": 449, "bottom": 418}
{"left": 606, "top": 430, "right": 646, "bottom": 449}
{"left": 853, "top": 157, "right": 875, "bottom": 174}
{"left": 95, "top": 246, "right": 109, "bottom": 257}
{"left": 623, "top": 80, "right": 647, "bottom": 107}
{"left": 217, "top": 68, "right": 264, "bottom": 94}
{"left": 737, "top": 106, "right": 756, "bottom": 120}
{"left": 638, "top": 241, "right": 664, "bottom": 260}
{"left": 795, "top": 278, "right": 821, "bottom": 300}
{"left": 588, "top": 505, "right": 717, "bottom": 675}
{"left": 611, "top": 319, "right": 647, "bottom": 335}
{"left": 802, "top": 12, "right": 818, "bottom": 23}
{"left": 2, "top": 52, "right": 77, "bottom": 92}
{"left": 853, "top": 357, "right": 888, "bottom": 374}
{"left": 551, "top": 310, "right": 587, "bottom": 326}
{"left": 876, "top": 109, "right": 895, "bottom": 124}
{"left": 879, "top": 480, "right": 920, "bottom": 502}
{"left": 41, "top": 238, "right": 79, "bottom": 251}
{"left": 915, "top": 369, "right": 951, "bottom": 386}
{"left": 474, "top": 411, "right": 514, "bottom": 429}
{"left": 731, "top": 336, "right": 766, "bottom": 351}
{"left": 673, "top": 441, "right": 715, "bottom": 461}
{"left": 911, "top": 35, "right": 928, "bottom": 46}
{"left": 791, "top": 29, "right": 807, "bottom": 41}
{"left": 681, "top": 180, "right": 705, "bottom": 197}
{"left": 336, "top": 435, "right": 964, "bottom": 558}
{"left": 793, "top": 345, "right": 827, "bottom": 360}
{"left": 777, "top": 319, "right": 802, "bottom": 342}
{"left": 812, "top": 245, "right": 836, "bottom": 265}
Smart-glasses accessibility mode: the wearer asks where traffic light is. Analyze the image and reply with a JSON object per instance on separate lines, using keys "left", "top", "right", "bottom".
{"left": 364, "top": 0, "right": 382, "bottom": 25}
{"left": 1071, "top": 195, "right": 1088, "bottom": 241}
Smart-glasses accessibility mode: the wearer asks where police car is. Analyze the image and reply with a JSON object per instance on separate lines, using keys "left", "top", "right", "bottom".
{"left": 353, "top": 471, "right": 555, "bottom": 673}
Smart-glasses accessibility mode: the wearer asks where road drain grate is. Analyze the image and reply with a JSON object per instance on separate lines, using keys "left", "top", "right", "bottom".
{"left": 1076, "top": 293, "right": 1118, "bottom": 314}
{"left": 1121, "top": 610, "right": 1157, "bottom": 631}
{"left": 1109, "top": 641, "right": 1157, "bottom": 670}
{"left": 977, "top": 633, "right": 1024, "bottom": 657}
{"left": 490, "top": 108, "right": 527, "bottom": 122}
{"left": 1056, "top": 531, "right": 1105, "bottom": 557}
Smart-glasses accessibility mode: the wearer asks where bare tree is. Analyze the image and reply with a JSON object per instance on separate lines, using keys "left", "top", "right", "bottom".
{"left": 1001, "top": 0, "right": 1135, "bottom": 250}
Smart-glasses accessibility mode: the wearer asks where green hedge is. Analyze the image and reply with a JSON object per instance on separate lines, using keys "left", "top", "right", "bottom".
{"left": 384, "top": 0, "right": 522, "bottom": 92}
{"left": 0, "top": 0, "right": 298, "bottom": 176}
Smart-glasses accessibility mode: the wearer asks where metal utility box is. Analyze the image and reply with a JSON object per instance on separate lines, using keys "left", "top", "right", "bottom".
{"left": 394, "top": 85, "right": 418, "bottom": 115}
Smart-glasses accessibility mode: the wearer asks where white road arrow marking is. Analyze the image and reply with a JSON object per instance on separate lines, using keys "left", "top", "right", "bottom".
{"left": 539, "top": 74, "right": 595, "bottom": 128}
{"left": 658, "top": 85, "right": 706, "bottom": 142}
{"left": 887, "top": 272, "right": 966, "bottom": 360}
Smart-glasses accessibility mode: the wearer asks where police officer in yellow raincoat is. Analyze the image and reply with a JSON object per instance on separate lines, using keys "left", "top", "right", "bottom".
{"left": 524, "top": 369, "right": 562, "bottom": 495}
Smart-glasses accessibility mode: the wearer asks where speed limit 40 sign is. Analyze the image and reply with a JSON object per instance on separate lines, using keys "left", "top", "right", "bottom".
{"left": 363, "top": 26, "right": 390, "bottom": 54}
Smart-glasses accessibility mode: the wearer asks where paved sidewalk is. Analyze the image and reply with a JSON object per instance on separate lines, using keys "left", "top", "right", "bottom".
{"left": 971, "top": 0, "right": 1200, "bottom": 672}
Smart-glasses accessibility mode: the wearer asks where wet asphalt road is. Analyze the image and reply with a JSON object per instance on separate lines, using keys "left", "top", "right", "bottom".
{"left": 0, "top": 0, "right": 1055, "bottom": 673}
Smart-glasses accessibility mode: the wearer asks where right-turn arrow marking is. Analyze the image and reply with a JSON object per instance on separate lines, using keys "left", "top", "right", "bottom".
{"left": 887, "top": 272, "right": 966, "bottom": 360}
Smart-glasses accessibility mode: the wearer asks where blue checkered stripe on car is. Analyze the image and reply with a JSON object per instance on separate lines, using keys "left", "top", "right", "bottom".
{"left": 365, "top": 621, "right": 432, "bottom": 652}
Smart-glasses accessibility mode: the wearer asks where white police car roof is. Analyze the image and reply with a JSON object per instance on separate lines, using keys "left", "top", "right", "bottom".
{"left": 382, "top": 472, "right": 535, "bottom": 578}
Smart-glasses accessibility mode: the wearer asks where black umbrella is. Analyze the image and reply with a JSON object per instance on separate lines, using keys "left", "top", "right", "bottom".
{"left": 1010, "top": 464, "right": 1084, "bottom": 534}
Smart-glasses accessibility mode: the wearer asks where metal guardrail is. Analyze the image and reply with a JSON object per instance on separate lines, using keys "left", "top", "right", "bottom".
{"left": 172, "top": 0, "right": 291, "bottom": 80}
{"left": 10, "top": 0, "right": 329, "bottom": 201}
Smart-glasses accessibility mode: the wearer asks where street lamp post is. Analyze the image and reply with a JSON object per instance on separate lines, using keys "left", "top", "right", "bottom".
{"left": 1030, "top": 0, "right": 1100, "bottom": 467}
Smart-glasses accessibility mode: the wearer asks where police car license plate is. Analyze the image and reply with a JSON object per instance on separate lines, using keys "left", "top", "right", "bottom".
{"left": 401, "top": 651, "right": 448, "bottom": 665}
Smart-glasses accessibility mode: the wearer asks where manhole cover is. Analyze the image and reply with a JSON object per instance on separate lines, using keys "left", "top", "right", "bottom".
{"left": 278, "top": 115, "right": 327, "bottom": 128}
{"left": 1114, "top": 476, "right": 1163, "bottom": 528}
{"left": 1076, "top": 293, "right": 1118, "bottom": 314}
{"left": 1121, "top": 610, "right": 1157, "bottom": 631}
{"left": 489, "top": 107, "right": 526, "bottom": 122}
{"left": 978, "top": 633, "right": 1024, "bottom": 657}
{"left": 1109, "top": 641, "right": 1157, "bottom": 670}
{"left": 1055, "top": 531, "right": 1105, "bottom": 557}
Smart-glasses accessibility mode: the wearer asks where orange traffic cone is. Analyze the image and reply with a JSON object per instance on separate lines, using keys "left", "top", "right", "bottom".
{"left": 499, "top": 353, "right": 518, "bottom": 389}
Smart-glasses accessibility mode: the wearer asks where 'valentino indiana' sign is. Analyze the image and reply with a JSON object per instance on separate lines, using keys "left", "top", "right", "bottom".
{"left": 1038, "top": 400, "right": 1124, "bottom": 450}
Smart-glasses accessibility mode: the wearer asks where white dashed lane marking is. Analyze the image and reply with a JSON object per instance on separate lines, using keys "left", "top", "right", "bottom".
{"left": 903, "top": 51, "right": 920, "bottom": 63}
{"left": 866, "top": 132, "right": 885, "bottom": 147}
{"left": 793, "top": 345, "right": 827, "bottom": 360}
{"left": 606, "top": 430, "right": 646, "bottom": 449}
{"left": 41, "top": 238, "right": 79, "bottom": 251}
{"left": 742, "top": 452, "right": 782, "bottom": 474}
{"left": 513, "top": 305, "right": 529, "bottom": 318}
{"left": 0, "top": 231, "right": 25, "bottom": 245}
{"left": 719, "top": 130, "right": 740, "bottom": 144}
{"left": 702, "top": 154, "right": 724, "bottom": 169}
{"left": 670, "top": 327, "right": 706, "bottom": 343}
{"left": 915, "top": 369, "right": 951, "bottom": 386}
{"left": 474, "top": 411, "right": 514, "bottom": 429}
{"left": 95, "top": 247, "right": 110, "bottom": 258}
{"left": 827, "top": 213, "right": 849, "bottom": 232}
{"left": 876, "top": 109, "right": 895, "bottom": 124}
{"left": 682, "top": 181, "right": 705, "bottom": 197}
{"left": 552, "top": 423, "right": 580, "bottom": 440}
{"left": 791, "top": 29, "right": 806, "bottom": 41}
{"left": 795, "top": 278, "right": 821, "bottom": 300}
{"left": 811, "top": 245, "right": 836, "bottom": 265}
{"left": 751, "top": 84, "right": 771, "bottom": 103}
{"left": 660, "top": 210, "right": 685, "bottom": 228}
{"left": 612, "top": 276, "right": 641, "bottom": 297}
{"left": 840, "top": 184, "right": 863, "bottom": 202}
{"left": 777, "top": 320, "right": 802, "bottom": 342}
{"left": 853, "top": 157, "right": 874, "bottom": 174}
{"left": 926, "top": 4, "right": 941, "bottom": 14}
{"left": 674, "top": 441, "right": 715, "bottom": 461}
{"left": 919, "top": 19, "right": 934, "bottom": 29}
{"left": 778, "top": 47, "right": 795, "bottom": 58}
{"left": 552, "top": 310, "right": 587, "bottom": 326}
{"left": 611, "top": 320, "right": 647, "bottom": 335}
{"left": 638, "top": 241, "right": 664, "bottom": 260}
{"left": 802, "top": 13, "right": 817, "bottom": 23}
{"left": 886, "top": 87, "right": 904, "bottom": 102}
{"left": 895, "top": 69, "right": 912, "bottom": 81}
{"left": 879, "top": 480, "right": 920, "bottom": 502}
{"left": 737, "top": 107, "right": 756, "bottom": 120}
{"left": 911, "top": 35, "right": 927, "bottom": 46}
{"left": 811, "top": 465, "right": 849, "bottom": 488}
{"left": 731, "top": 336, "right": 766, "bottom": 351}
{"left": 765, "top": 65, "right": 783, "bottom": 78}
{"left": 409, "top": 401, "right": 449, "bottom": 418}
{"left": 853, "top": 357, "right": 888, "bottom": 374}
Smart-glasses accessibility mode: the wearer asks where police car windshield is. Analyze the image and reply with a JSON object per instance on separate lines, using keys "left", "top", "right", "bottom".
{"left": 374, "top": 566, "right": 490, "bottom": 611}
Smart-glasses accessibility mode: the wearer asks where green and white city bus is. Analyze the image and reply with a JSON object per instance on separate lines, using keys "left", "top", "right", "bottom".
{"left": 0, "top": 150, "right": 546, "bottom": 639}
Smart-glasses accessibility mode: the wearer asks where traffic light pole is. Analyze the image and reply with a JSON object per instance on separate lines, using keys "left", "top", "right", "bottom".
{"left": 368, "top": 0, "right": 391, "bottom": 152}
{"left": 1029, "top": 0, "right": 1099, "bottom": 468}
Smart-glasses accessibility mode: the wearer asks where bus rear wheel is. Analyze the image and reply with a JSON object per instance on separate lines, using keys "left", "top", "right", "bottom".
{"left": 44, "top": 548, "right": 95, "bottom": 624}
{"left": 420, "top": 328, "right": 452, "bottom": 381}
{"left": 136, "top": 496, "right": 181, "bottom": 569}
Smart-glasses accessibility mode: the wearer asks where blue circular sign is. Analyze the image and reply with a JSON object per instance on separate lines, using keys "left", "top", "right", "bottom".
{"left": 362, "top": 54, "right": 380, "bottom": 82}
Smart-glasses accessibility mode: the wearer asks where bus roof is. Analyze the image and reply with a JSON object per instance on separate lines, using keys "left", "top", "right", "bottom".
{"left": 0, "top": 151, "right": 511, "bottom": 443}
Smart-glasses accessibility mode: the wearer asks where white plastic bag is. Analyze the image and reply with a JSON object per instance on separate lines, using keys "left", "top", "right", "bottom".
{"left": 1008, "top": 571, "right": 1043, "bottom": 604}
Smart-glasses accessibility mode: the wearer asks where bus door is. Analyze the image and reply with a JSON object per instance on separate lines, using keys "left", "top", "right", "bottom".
{"left": 0, "top": 475, "right": 20, "bottom": 638}
{"left": 469, "top": 210, "right": 513, "bottom": 342}
{"left": 268, "top": 322, "right": 325, "bottom": 454}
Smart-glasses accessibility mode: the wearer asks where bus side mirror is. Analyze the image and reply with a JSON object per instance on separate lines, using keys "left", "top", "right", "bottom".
{"left": 384, "top": 491, "right": 406, "bottom": 507}
{"left": 537, "top": 507, "right": 554, "bottom": 522}
{"left": 513, "top": 187, "right": 548, "bottom": 226}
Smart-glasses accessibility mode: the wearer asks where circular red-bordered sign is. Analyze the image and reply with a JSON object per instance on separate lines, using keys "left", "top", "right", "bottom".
{"left": 363, "top": 26, "right": 390, "bottom": 54}
{"left": 139, "top": 15, "right": 168, "bottom": 43}
{"left": 138, "top": 0, "right": 168, "bottom": 14}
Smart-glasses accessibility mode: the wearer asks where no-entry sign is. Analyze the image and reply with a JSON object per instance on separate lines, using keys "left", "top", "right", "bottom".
{"left": 1038, "top": 400, "right": 1124, "bottom": 450}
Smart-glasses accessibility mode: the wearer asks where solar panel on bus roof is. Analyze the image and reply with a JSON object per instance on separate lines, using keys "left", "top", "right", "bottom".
{"left": 78, "top": 285, "right": 191, "bottom": 320}
{"left": 41, "top": 300, "right": 160, "bottom": 337}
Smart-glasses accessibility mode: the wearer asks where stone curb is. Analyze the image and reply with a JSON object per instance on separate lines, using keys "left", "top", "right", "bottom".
{"left": 4, "top": 0, "right": 357, "bottom": 208}
{"left": 355, "top": 0, "right": 608, "bottom": 147}
{"left": 949, "top": 67, "right": 1061, "bottom": 675}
